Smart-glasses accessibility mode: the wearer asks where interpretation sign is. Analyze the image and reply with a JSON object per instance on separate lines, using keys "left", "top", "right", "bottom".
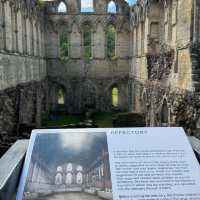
{"left": 107, "top": 128, "right": 200, "bottom": 200}
{"left": 17, "top": 128, "right": 200, "bottom": 200}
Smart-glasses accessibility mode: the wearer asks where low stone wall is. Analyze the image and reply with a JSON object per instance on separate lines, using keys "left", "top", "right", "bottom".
{"left": 0, "top": 80, "right": 48, "bottom": 156}
{"left": 113, "top": 112, "right": 146, "bottom": 127}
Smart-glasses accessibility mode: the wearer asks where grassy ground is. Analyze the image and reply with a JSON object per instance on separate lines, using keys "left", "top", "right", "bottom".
{"left": 93, "top": 112, "right": 116, "bottom": 128}
{"left": 43, "top": 112, "right": 117, "bottom": 128}
{"left": 44, "top": 115, "right": 84, "bottom": 127}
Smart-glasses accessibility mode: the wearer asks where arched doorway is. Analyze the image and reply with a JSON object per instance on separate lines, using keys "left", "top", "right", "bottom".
{"left": 55, "top": 86, "right": 66, "bottom": 115}
{"left": 112, "top": 86, "right": 119, "bottom": 107}
{"left": 76, "top": 172, "right": 83, "bottom": 184}
{"left": 66, "top": 173, "right": 73, "bottom": 185}
{"left": 161, "top": 99, "right": 169, "bottom": 126}
{"left": 57, "top": 87, "right": 65, "bottom": 105}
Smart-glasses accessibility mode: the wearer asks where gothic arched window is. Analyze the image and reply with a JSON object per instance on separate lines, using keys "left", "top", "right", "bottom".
{"left": 83, "top": 24, "right": 92, "bottom": 61}
{"left": 66, "top": 173, "right": 73, "bottom": 184}
{"left": 106, "top": 24, "right": 116, "bottom": 58}
{"left": 58, "top": 1, "right": 67, "bottom": 13}
{"left": 81, "top": 0, "right": 94, "bottom": 12}
{"left": 77, "top": 165, "right": 83, "bottom": 171}
{"left": 60, "top": 30, "right": 69, "bottom": 60}
{"left": 57, "top": 87, "right": 65, "bottom": 105}
{"left": 107, "top": 1, "right": 117, "bottom": 13}
{"left": 76, "top": 172, "right": 83, "bottom": 184}
{"left": 55, "top": 173, "right": 62, "bottom": 185}
{"left": 66, "top": 163, "right": 73, "bottom": 171}
{"left": 112, "top": 87, "right": 119, "bottom": 107}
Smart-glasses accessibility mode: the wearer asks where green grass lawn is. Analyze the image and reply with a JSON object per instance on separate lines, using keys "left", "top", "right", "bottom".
{"left": 42, "top": 112, "right": 117, "bottom": 128}
{"left": 44, "top": 115, "right": 84, "bottom": 127}
{"left": 93, "top": 112, "right": 117, "bottom": 128}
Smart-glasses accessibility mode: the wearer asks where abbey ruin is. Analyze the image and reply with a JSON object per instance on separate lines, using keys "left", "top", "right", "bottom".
{"left": 0, "top": 0, "right": 200, "bottom": 146}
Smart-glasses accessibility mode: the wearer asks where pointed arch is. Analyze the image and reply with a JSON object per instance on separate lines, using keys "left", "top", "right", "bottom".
{"left": 58, "top": 1, "right": 67, "bottom": 13}
{"left": 82, "top": 22, "right": 92, "bottom": 61}
{"left": 81, "top": 0, "right": 94, "bottom": 12}
{"left": 66, "top": 173, "right": 73, "bottom": 184}
{"left": 107, "top": 1, "right": 117, "bottom": 13}
{"left": 106, "top": 24, "right": 116, "bottom": 58}
{"left": 112, "top": 86, "right": 119, "bottom": 107}
{"left": 161, "top": 99, "right": 169, "bottom": 126}
{"left": 57, "top": 87, "right": 65, "bottom": 105}
{"left": 67, "top": 163, "right": 73, "bottom": 171}
{"left": 55, "top": 173, "right": 62, "bottom": 185}
{"left": 59, "top": 28, "right": 69, "bottom": 60}
{"left": 76, "top": 172, "right": 83, "bottom": 184}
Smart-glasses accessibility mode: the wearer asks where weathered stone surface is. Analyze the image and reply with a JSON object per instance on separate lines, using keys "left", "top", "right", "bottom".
{"left": 1, "top": 0, "right": 200, "bottom": 155}
{"left": 130, "top": 0, "right": 200, "bottom": 137}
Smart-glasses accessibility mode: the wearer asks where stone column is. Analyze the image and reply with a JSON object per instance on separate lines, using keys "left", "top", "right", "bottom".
{"left": 26, "top": 17, "right": 31, "bottom": 55}
{"left": 11, "top": 4, "right": 17, "bottom": 53}
{"left": 22, "top": 14, "right": 27, "bottom": 54}
{"left": 0, "top": 0, "right": 4, "bottom": 50}
{"left": 36, "top": 85, "right": 42, "bottom": 128}
{"left": 33, "top": 21, "right": 37, "bottom": 56}
{"left": 17, "top": 9, "right": 23, "bottom": 53}
{"left": 36, "top": 24, "right": 40, "bottom": 56}
{"left": 4, "top": 0, "right": 12, "bottom": 51}
{"left": 30, "top": 20, "right": 34, "bottom": 56}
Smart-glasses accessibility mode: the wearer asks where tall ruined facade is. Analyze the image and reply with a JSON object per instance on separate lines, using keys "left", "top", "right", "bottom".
{"left": 45, "top": 0, "right": 130, "bottom": 114}
{"left": 0, "top": 0, "right": 47, "bottom": 140}
{"left": 130, "top": 0, "right": 200, "bottom": 136}
{"left": 0, "top": 0, "right": 200, "bottom": 141}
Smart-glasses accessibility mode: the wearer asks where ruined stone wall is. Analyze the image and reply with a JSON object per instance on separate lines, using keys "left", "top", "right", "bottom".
{"left": 44, "top": 0, "right": 130, "bottom": 113}
{"left": 130, "top": 0, "right": 200, "bottom": 136}
{"left": 0, "top": 0, "right": 47, "bottom": 138}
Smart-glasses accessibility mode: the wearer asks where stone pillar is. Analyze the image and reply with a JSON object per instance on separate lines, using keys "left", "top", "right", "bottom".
{"left": 30, "top": 20, "right": 34, "bottom": 56}
{"left": 11, "top": 5, "right": 17, "bottom": 53}
{"left": 33, "top": 21, "right": 37, "bottom": 56}
{"left": 36, "top": 85, "right": 42, "bottom": 128}
{"left": 36, "top": 24, "right": 40, "bottom": 57}
{"left": 17, "top": 9, "right": 23, "bottom": 53}
{"left": 141, "top": 21, "right": 145, "bottom": 54}
{"left": 0, "top": 0, "right": 4, "bottom": 50}
{"left": 133, "top": 27, "right": 137, "bottom": 57}
{"left": 22, "top": 14, "right": 27, "bottom": 54}
{"left": 26, "top": 17, "right": 31, "bottom": 55}
{"left": 4, "top": 0, "right": 12, "bottom": 51}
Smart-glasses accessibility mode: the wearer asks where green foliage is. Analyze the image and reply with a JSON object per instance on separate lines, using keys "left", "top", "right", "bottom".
{"left": 36, "top": 0, "right": 45, "bottom": 8}
{"left": 112, "top": 87, "right": 119, "bottom": 107}
{"left": 107, "top": 25, "right": 116, "bottom": 59}
{"left": 44, "top": 115, "right": 84, "bottom": 127}
{"left": 60, "top": 32, "right": 69, "bottom": 62}
{"left": 42, "top": 112, "right": 117, "bottom": 128}
{"left": 58, "top": 88, "right": 65, "bottom": 105}
{"left": 94, "top": 112, "right": 117, "bottom": 128}
{"left": 83, "top": 30, "right": 92, "bottom": 62}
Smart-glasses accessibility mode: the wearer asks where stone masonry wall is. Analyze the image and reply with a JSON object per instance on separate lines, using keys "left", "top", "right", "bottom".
{"left": 44, "top": 0, "right": 130, "bottom": 113}
{"left": 0, "top": 0, "right": 47, "bottom": 149}
{"left": 130, "top": 0, "right": 200, "bottom": 136}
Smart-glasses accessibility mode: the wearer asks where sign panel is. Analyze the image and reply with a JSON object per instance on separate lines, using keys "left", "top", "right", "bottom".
{"left": 108, "top": 128, "right": 200, "bottom": 200}
{"left": 17, "top": 128, "right": 200, "bottom": 200}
